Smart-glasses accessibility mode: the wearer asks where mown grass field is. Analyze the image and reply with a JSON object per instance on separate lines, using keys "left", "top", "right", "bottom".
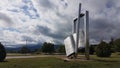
{"left": 0, "top": 53, "right": 120, "bottom": 68}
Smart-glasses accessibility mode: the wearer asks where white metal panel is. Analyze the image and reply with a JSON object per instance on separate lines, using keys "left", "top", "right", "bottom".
{"left": 72, "top": 32, "right": 85, "bottom": 49}
{"left": 79, "top": 30, "right": 85, "bottom": 48}
{"left": 64, "top": 35, "right": 75, "bottom": 56}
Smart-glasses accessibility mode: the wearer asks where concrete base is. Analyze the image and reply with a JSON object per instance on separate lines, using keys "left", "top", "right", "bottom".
{"left": 63, "top": 55, "right": 91, "bottom": 62}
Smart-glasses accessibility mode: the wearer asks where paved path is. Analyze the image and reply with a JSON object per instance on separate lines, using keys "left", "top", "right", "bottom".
{"left": 6, "top": 55, "right": 66, "bottom": 59}
{"left": 6, "top": 55, "right": 52, "bottom": 59}
{"left": 6, "top": 55, "right": 85, "bottom": 59}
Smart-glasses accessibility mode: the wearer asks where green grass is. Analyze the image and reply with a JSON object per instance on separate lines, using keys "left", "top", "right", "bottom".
{"left": 7, "top": 53, "right": 32, "bottom": 56}
{"left": 0, "top": 53, "right": 120, "bottom": 68}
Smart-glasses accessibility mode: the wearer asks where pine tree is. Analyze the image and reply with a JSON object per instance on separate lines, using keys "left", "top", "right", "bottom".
{"left": 0, "top": 42, "right": 6, "bottom": 62}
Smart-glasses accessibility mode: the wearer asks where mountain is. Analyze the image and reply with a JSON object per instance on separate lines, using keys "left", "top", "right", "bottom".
{"left": 4, "top": 43, "right": 61, "bottom": 53}
{"left": 4, "top": 43, "right": 42, "bottom": 53}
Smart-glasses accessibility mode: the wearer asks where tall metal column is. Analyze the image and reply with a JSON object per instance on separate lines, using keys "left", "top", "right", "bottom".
{"left": 84, "top": 11, "right": 90, "bottom": 60}
{"left": 75, "top": 3, "right": 81, "bottom": 58}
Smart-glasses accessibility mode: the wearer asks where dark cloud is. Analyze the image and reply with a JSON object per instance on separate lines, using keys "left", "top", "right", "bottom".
{"left": 21, "top": 35, "right": 36, "bottom": 42}
{"left": 36, "top": 25, "right": 68, "bottom": 39}
{"left": 34, "top": 24, "right": 71, "bottom": 44}
{"left": 38, "top": 0, "right": 56, "bottom": 10}
{"left": 89, "top": 18, "right": 119, "bottom": 42}
{"left": 0, "top": 13, "right": 14, "bottom": 26}
{"left": 34, "top": 25, "right": 51, "bottom": 35}
{"left": 60, "top": 0, "right": 68, "bottom": 8}
{"left": 106, "top": 0, "right": 115, "bottom": 8}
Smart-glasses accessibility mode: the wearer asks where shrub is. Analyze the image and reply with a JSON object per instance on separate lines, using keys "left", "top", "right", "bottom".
{"left": 57, "top": 45, "right": 65, "bottom": 53}
{"left": 20, "top": 46, "right": 31, "bottom": 54}
{"left": 114, "top": 38, "right": 120, "bottom": 52}
{"left": 89, "top": 45, "right": 96, "bottom": 55}
{"left": 42, "top": 42, "right": 55, "bottom": 54}
{"left": 0, "top": 42, "right": 6, "bottom": 62}
{"left": 96, "top": 41, "right": 111, "bottom": 57}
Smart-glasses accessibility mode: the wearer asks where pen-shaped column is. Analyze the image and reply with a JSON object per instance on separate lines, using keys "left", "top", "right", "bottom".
{"left": 84, "top": 11, "right": 90, "bottom": 60}
{"left": 75, "top": 3, "right": 81, "bottom": 58}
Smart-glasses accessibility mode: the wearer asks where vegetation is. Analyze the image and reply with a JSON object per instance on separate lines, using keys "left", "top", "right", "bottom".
{"left": 113, "top": 38, "right": 120, "bottom": 52}
{"left": 0, "top": 42, "right": 6, "bottom": 62}
{"left": 89, "top": 45, "right": 96, "bottom": 55}
{"left": 42, "top": 42, "right": 55, "bottom": 54}
{"left": 78, "top": 45, "right": 97, "bottom": 55}
{"left": 96, "top": 41, "right": 111, "bottom": 57}
{"left": 0, "top": 53, "right": 120, "bottom": 68}
{"left": 56, "top": 45, "right": 65, "bottom": 53}
{"left": 109, "top": 38, "right": 115, "bottom": 52}
{"left": 4, "top": 37, "right": 120, "bottom": 56}
{"left": 19, "top": 46, "right": 31, "bottom": 54}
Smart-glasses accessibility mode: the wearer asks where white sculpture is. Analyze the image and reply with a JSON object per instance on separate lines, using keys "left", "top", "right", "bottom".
{"left": 64, "top": 3, "right": 89, "bottom": 59}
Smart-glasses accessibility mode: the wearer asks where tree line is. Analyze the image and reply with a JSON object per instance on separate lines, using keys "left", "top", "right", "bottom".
{"left": 11, "top": 42, "right": 66, "bottom": 54}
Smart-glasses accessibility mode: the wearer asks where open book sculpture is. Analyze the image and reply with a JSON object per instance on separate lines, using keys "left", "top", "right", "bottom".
{"left": 64, "top": 3, "right": 89, "bottom": 59}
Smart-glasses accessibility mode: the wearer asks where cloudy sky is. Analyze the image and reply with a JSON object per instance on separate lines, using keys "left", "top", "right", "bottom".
{"left": 0, "top": 0, "right": 120, "bottom": 45}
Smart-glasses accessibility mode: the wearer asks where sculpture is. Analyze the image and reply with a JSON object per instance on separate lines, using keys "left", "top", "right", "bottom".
{"left": 64, "top": 3, "right": 89, "bottom": 60}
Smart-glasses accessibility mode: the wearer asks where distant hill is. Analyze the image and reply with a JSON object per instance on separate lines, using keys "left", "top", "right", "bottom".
{"left": 4, "top": 44, "right": 42, "bottom": 53}
{"left": 4, "top": 43, "right": 60, "bottom": 53}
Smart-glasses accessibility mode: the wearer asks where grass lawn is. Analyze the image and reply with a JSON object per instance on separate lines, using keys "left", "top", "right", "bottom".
{"left": 7, "top": 53, "right": 32, "bottom": 56}
{"left": 0, "top": 53, "right": 120, "bottom": 68}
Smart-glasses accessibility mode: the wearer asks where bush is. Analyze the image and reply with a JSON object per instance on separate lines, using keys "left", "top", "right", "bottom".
{"left": 109, "top": 38, "right": 116, "bottom": 53}
{"left": 42, "top": 42, "right": 55, "bottom": 54}
{"left": 96, "top": 41, "right": 111, "bottom": 57}
{"left": 20, "top": 46, "right": 31, "bottom": 54}
{"left": 0, "top": 42, "right": 6, "bottom": 62}
{"left": 57, "top": 45, "right": 65, "bottom": 53}
{"left": 114, "top": 38, "right": 120, "bottom": 52}
{"left": 89, "top": 45, "right": 96, "bottom": 55}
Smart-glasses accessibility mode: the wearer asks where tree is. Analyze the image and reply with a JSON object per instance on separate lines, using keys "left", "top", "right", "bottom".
{"left": 78, "top": 45, "right": 97, "bottom": 55}
{"left": 78, "top": 48, "right": 85, "bottom": 54}
{"left": 113, "top": 38, "right": 120, "bottom": 52}
{"left": 89, "top": 45, "right": 97, "bottom": 55}
{"left": 42, "top": 42, "right": 55, "bottom": 54}
{"left": 20, "top": 46, "right": 30, "bottom": 54}
{"left": 109, "top": 38, "right": 115, "bottom": 52}
{"left": 0, "top": 42, "right": 6, "bottom": 62}
{"left": 57, "top": 45, "right": 65, "bottom": 53}
{"left": 96, "top": 41, "right": 111, "bottom": 57}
